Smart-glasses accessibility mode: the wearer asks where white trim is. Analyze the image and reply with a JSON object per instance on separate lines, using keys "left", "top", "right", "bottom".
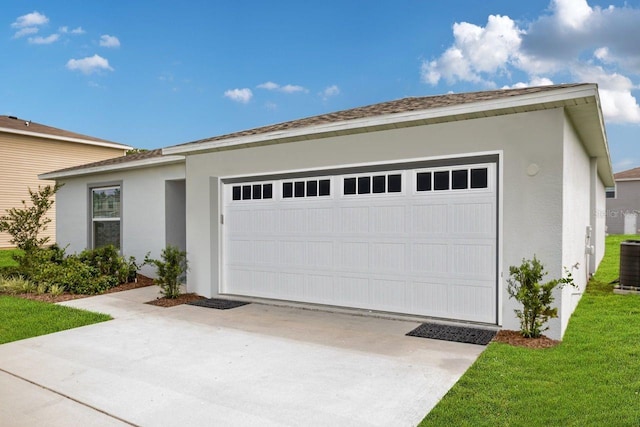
{"left": 38, "top": 155, "right": 185, "bottom": 180}
{"left": 615, "top": 178, "right": 640, "bottom": 182}
{"left": 496, "top": 150, "right": 504, "bottom": 327}
{"left": 91, "top": 184, "right": 122, "bottom": 249}
{"left": 164, "top": 85, "right": 599, "bottom": 156}
{"left": 0, "top": 126, "right": 132, "bottom": 150}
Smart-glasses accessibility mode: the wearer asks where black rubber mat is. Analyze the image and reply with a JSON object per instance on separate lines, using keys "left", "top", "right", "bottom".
{"left": 187, "top": 298, "right": 250, "bottom": 310}
{"left": 406, "top": 323, "right": 496, "bottom": 345}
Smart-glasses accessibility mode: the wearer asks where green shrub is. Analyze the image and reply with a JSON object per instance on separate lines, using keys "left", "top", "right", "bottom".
{"left": 0, "top": 183, "right": 61, "bottom": 252}
{"left": 145, "top": 246, "right": 188, "bottom": 299}
{"left": 77, "top": 245, "right": 137, "bottom": 285}
{"left": 1, "top": 240, "right": 139, "bottom": 297}
{"left": 507, "top": 256, "right": 576, "bottom": 338}
{"left": 30, "top": 257, "right": 118, "bottom": 295}
{"left": 11, "top": 246, "right": 65, "bottom": 281}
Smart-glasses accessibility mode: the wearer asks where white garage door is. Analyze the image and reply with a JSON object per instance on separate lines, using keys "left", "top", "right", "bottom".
{"left": 222, "top": 162, "right": 497, "bottom": 324}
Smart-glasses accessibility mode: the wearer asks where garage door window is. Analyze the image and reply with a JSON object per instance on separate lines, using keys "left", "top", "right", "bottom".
{"left": 91, "top": 186, "right": 121, "bottom": 249}
{"left": 344, "top": 173, "right": 402, "bottom": 195}
{"left": 417, "top": 167, "right": 488, "bottom": 192}
{"left": 232, "top": 183, "right": 273, "bottom": 201}
{"left": 282, "top": 179, "right": 331, "bottom": 199}
{"left": 471, "top": 168, "right": 488, "bottom": 188}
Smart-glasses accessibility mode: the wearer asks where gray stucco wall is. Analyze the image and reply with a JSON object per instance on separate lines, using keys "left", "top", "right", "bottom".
{"left": 557, "top": 113, "right": 594, "bottom": 337}
{"left": 606, "top": 180, "right": 640, "bottom": 234}
{"left": 184, "top": 108, "right": 587, "bottom": 338}
{"left": 55, "top": 163, "right": 185, "bottom": 277}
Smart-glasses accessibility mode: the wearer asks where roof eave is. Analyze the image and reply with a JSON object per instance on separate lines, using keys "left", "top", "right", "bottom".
{"left": 0, "top": 126, "right": 133, "bottom": 150}
{"left": 563, "top": 87, "right": 615, "bottom": 187}
{"left": 38, "top": 155, "right": 185, "bottom": 180}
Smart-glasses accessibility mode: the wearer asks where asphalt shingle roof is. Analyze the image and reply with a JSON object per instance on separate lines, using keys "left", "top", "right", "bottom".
{"left": 42, "top": 149, "right": 164, "bottom": 175}
{"left": 0, "top": 115, "right": 127, "bottom": 147}
{"left": 615, "top": 167, "right": 640, "bottom": 180}
{"left": 174, "top": 83, "right": 589, "bottom": 148}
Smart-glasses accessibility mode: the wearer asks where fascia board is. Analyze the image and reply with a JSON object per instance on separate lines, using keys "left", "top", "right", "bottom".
{"left": 38, "top": 155, "right": 185, "bottom": 180}
{"left": 615, "top": 178, "right": 640, "bottom": 182}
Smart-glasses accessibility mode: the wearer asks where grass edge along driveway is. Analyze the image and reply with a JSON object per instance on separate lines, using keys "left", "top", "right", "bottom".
{"left": 420, "top": 234, "right": 640, "bottom": 426}
{"left": 0, "top": 296, "right": 111, "bottom": 345}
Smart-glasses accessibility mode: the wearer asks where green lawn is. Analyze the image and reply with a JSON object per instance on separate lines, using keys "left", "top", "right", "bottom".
{"left": 420, "top": 234, "right": 640, "bottom": 426}
{"left": 0, "top": 249, "right": 21, "bottom": 268}
{"left": 0, "top": 296, "right": 111, "bottom": 344}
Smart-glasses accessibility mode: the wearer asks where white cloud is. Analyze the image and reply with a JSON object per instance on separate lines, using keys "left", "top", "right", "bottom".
{"left": 320, "top": 85, "right": 340, "bottom": 100}
{"left": 11, "top": 11, "right": 48, "bottom": 39}
{"left": 100, "top": 34, "right": 120, "bottom": 48}
{"left": 422, "top": 15, "right": 522, "bottom": 86}
{"left": 421, "top": 0, "right": 640, "bottom": 124}
{"left": 551, "top": 0, "right": 593, "bottom": 29}
{"left": 257, "top": 81, "right": 308, "bottom": 93}
{"left": 12, "top": 11, "right": 48, "bottom": 28}
{"left": 280, "top": 84, "right": 306, "bottom": 93}
{"left": 13, "top": 27, "right": 38, "bottom": 39}
{"left": 224, "top": 88, "right": 253, "bottom": 103}
{"left": 257, "top": 81, "right": 279, "bottom": 90}
{"left": 28, "top": 34, "right": 60, "bottom": 45}
{"left": 504, "top": 77, "right": 554, "bottom": 89}
{"left": 574, "top": 65, "right": 640, "bottom": 123}
{"left": 66, "top": 54, "right": 114, "bottom": 74}
{"left": 60, "top": 26, "right": 85, "bottom": 35}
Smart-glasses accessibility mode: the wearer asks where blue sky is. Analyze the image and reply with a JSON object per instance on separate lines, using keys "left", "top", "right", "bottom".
{"left": 3, "top": 0, "right": 639, "bottom": 171}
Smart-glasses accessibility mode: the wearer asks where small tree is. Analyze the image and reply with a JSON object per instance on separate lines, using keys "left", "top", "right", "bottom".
{"left": 145, "top": 245, "right": 188, "bottom": 299}
{"left": 507, "top": 257, "right": 576, "bottom": 338}
{"left": 0, "top": 183, "right": 61, "bottom": 252}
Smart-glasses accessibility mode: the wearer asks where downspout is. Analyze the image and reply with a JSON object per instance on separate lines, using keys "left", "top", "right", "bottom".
{"left": 588, "top": 157, "right": 598, "bottom": 277}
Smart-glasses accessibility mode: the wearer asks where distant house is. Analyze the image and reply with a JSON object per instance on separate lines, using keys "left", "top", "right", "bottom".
{"left": 606, "top": 167, "right": 640, "bottom": 234}
{"left": 0, "top": 115, "right": 131, "bottom": 248}
{"left": 42, "top": 83, "right": 613, "bottom": 340}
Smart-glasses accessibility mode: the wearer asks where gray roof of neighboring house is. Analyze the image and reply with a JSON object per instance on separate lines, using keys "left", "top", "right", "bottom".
{"left": 0, "top": 115, "right": 130, "bottom": 148}
{"left": 615, "top": 167, "right": 640, "bottom": 181}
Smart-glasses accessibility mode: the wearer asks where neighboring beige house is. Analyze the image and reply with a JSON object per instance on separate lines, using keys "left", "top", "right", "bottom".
{"left": 606, "top": 166, "right": 640, "bottom": 234}
{"left": 0, "top": 115, "right": 131, "bottom": 248}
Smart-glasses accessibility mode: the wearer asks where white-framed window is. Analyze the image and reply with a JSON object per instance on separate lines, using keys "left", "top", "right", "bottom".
{"left": 605, "top": 186, "right": 616, "bottom": 199}
{"left": 91, "top": 186, "right": 121, "bottom": 249}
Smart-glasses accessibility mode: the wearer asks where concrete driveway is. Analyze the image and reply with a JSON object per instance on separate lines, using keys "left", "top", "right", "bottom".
{"left": 0, "top": 286, "right": 485, "bottom": 426}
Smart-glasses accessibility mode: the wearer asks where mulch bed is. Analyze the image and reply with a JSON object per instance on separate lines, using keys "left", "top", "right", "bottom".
{"left": 5, "top": 273, "right": 206, "bottom": 308}
{"left": 145, "top": 293, "right": 206, "bottom": 307}
{"left": 492, "top": 330, "right": 560, "bottom": 349}
{"left": 10, "top": 274, "right": 156, "bottom": 303}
